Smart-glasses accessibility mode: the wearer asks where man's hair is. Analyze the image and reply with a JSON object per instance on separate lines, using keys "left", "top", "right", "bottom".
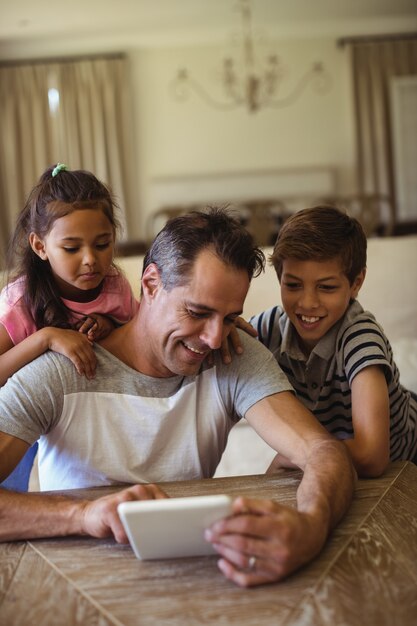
{"left": 142, "top": 207, "right": 265, "bottom": 290}
{"left": 270, "top": 205, "right": 367, "bottom": 284}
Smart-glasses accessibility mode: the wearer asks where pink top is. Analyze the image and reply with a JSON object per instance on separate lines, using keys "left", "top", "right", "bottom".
{"left": 0, "top": 267, "right": 139, "bottom": 345}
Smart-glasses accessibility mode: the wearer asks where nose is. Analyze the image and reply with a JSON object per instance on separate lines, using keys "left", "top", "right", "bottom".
{"left": 82, "top": 248, "right": 97, "bottom": 267}
{"left": 298, "top": 288, "right": 319, "bottom": 310}
{"left": 200, "top": 318, "right": 224, "bottom": 350}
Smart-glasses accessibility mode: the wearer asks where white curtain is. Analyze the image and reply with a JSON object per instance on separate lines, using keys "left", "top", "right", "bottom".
{"left": 347, "top": 36, "right": 417, "bottom": 230}
{"left": 0, "top": 55, "right": 133, "bottom": 268}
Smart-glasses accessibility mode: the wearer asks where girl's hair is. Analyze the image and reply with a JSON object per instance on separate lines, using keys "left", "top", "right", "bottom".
{"left": 6, "top": 164, "right": 120, "bottom": 330}
{"left": 270, "top": 205, "right": 367, "bottom": 285}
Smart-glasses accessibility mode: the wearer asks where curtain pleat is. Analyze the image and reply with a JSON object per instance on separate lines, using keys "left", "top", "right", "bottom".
{"left": 349, "top": 38, "right": 417, "bottom": 230}
{"left": 0, "top": 56, "right": 132, "bottom": 268}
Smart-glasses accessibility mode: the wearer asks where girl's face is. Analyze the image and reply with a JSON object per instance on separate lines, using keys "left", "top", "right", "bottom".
{"left": 30, "top": 206, "right": 115, "bottom": 301}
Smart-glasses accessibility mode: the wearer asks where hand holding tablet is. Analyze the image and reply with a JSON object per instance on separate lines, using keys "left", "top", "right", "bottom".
{"left": 118, "top": 494, "right": 233, "bottom": 560}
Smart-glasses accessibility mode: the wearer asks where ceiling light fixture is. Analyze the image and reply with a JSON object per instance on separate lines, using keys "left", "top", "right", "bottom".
{"left": 170, "top": 0, "right": 331, "bottom": 114}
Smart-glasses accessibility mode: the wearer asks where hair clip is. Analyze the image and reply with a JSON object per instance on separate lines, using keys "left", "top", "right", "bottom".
{"left": 52, "top": 163, "right": 68, "bottom": 177}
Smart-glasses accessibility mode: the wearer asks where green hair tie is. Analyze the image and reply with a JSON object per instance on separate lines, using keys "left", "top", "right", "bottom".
{"left": 52, "top": 163, "right": 68, "bottom": 177}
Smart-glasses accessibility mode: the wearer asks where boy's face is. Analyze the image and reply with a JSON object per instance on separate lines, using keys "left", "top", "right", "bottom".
{"left": 280, "top": 257, "right": 365, "bottom": 354}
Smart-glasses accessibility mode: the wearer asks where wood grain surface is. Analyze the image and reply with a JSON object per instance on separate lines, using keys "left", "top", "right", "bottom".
{"left": 1, "top": 462, "right": 416, "bottom": 626}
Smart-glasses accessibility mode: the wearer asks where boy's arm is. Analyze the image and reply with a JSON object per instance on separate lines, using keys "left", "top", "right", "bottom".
{"left": 345, "top": 365, "right": 390, "bottom": 477}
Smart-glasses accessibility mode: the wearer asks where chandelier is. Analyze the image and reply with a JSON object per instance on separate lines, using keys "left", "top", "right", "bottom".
{"left": 170, "top": 0, "right": 331, "bottom": 114}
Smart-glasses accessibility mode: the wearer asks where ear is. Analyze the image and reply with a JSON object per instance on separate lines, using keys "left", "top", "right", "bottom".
{"left": 29, "top": 233, "right": 48, "bottom": 260}
{"left": 141, "top": 263, "right": 163, "bottom": 302}
{"left": 350, "top": 268, "right": 366, "bottom": 299}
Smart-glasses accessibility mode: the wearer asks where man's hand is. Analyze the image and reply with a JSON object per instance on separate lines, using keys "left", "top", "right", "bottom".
{"left": 205, "top": 496, "right": 326, "bottom": 588}
{"left": 80, "top": 484, "right": 169, "bottom": 543}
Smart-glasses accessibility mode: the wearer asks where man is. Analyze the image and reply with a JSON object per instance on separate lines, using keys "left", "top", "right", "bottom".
{"left": 0, "top": 208, "right": 355, "bottom": 588}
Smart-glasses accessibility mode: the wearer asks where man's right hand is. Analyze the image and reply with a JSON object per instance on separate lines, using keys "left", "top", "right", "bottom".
{"left": 80, "top": 484, "right": 169, "bottom": 543}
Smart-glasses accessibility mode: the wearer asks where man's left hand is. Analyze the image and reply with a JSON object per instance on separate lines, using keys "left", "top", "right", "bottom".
{"left": 205, "top": 496, "right": 326, "bottom": 587}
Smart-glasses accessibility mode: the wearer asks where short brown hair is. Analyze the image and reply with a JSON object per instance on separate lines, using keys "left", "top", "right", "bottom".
{"left": 270, "top": 206, "right": 367, "bottom": 285}
{"left": 142, "top": 207, "right": 265, "bottom": 291}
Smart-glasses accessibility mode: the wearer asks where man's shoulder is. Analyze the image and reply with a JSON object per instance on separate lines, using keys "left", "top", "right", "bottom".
{"left": 212, "top": 329, "right": 282, "bottom": 375}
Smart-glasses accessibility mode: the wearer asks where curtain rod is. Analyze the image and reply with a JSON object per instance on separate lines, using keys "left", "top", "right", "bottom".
{"left": 338, "top": 32, "right": 417, "bottom": 48}
{"left": 0, "top": 51, "right": 125, "bottom": 68}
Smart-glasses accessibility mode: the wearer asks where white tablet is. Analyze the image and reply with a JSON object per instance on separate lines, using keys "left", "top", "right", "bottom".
{"left": 118, "top": 494, "right": 233, "bottom": 560}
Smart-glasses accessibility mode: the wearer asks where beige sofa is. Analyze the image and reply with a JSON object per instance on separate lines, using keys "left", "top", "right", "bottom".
{"left": 116, "top": 236, "right": 417, "bottom": 476}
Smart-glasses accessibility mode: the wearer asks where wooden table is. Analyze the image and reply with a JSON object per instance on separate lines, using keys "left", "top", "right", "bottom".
{"left": 1, "top": 461, "right": 416, "bottom": 625}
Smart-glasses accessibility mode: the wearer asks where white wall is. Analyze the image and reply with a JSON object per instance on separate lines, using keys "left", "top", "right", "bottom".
{"left": 127, "top": 37, "right": 357, "bottom": 240}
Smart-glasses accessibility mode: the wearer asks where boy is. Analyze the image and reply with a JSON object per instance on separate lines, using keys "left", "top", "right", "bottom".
{"left": 250, "top": 206, "right": 417, "bottom": 477}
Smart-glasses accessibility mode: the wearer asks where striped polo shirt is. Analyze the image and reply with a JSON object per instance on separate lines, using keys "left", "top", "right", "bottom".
{"left": 250, "top": 300, "right": 417, "bottom": 462}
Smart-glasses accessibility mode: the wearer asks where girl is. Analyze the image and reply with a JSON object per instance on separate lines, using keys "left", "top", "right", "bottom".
{"left": 0, "top": 163, "right": 139, "bottom": 387}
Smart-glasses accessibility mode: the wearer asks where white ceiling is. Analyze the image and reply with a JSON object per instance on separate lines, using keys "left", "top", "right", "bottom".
{"left": 0, "top": 0, "right": 416, "bottom": 58}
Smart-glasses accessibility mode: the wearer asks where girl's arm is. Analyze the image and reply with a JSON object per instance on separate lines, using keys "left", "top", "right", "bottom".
{"left": 344, "top": 365, "right": 390, "bottom": 478}
{"left": 0, "top": 324, "right": 97, "bottom": 386}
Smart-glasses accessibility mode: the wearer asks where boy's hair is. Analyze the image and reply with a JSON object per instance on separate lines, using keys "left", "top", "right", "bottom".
{"left": 142, "top": 207, "right": 265, "bottom": 291}
{"left": 7, "top": 164, "right": 120, "bottom": 330}
{"left": 270, "top": 205, "right": 367, "bottom": 284}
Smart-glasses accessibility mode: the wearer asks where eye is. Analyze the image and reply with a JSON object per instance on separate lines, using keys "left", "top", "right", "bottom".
{"left": 63, "top": 247, "right": 79, "bottom": 253}
{"left": 96, "top": 241, "right": 112, "bottom": 250}
{"left": 283, "top": 281, "right": 301, "bottom": 290}
{"left": 319, "top": 284, "right": 338, "bottom": 292}
{"left": 187, "top": 309, "right": 208, "bottom": 319}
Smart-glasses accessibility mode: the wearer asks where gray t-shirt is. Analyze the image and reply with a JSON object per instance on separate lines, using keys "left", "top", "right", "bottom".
{"left": 0, "top": 331, "right": 292, "bottom": 490}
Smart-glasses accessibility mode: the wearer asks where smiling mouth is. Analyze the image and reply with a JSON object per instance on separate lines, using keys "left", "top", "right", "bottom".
{"left": 298, "top": 314, "right": 321, "bottom": 324}
{"left": 181, "top": 341, "right": 206, "bottom": 355}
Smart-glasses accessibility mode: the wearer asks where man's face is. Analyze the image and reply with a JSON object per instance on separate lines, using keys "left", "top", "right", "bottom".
{"left": 280, "top": 257, "right": 365, "bottom": 354}
{"left": 143, "top": 248, "right": 250, "bottom": 377}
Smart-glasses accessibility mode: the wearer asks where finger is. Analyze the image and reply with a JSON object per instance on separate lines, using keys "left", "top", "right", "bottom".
{"left": 110, "top": 485, "right": 169, "bottom": 543}
{"left": 121, "top": 483, "right": 169, "bottom": 501}
{"left": 207, "top": 514, "right": 275, "bottom": 558}
{"left": 227, "top": 331, "right": 243, "bottom": 356}
{"left": 217, "top": 557, "right": 279, "bottom": 588}
{"left": 87, "top": 328, "right": 96, "bottom": 342}
{"left": 77, "top": 320, "right": 92, "bottom": 334}
{"left": 71, "top": 348, "right": 97, "bottom": 379}
{"left": 234, "top": 316, "right": 258, "bottom": 337}
{"left": 78, "top": 317, "right": 98, "bottom": 335}
{"left": 232, "top": 496, "right": 279, "bottom": 516}
{"left": 219, "top": 339, "right": 232, "bottom": 364}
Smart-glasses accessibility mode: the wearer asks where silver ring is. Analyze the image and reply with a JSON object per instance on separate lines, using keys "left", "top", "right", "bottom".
{"left": 248, "top": 555, "right": 256, "bottom": 570}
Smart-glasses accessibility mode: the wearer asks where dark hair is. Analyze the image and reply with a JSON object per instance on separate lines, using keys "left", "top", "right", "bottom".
{"left": 6, "top": 164, "right": 120, "bottom": 329}
{"left": 270, "top": 205, "right": 367, "bottom": 285}
{"left": 142, "top": 207, "right": 265, "bottom": 291}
